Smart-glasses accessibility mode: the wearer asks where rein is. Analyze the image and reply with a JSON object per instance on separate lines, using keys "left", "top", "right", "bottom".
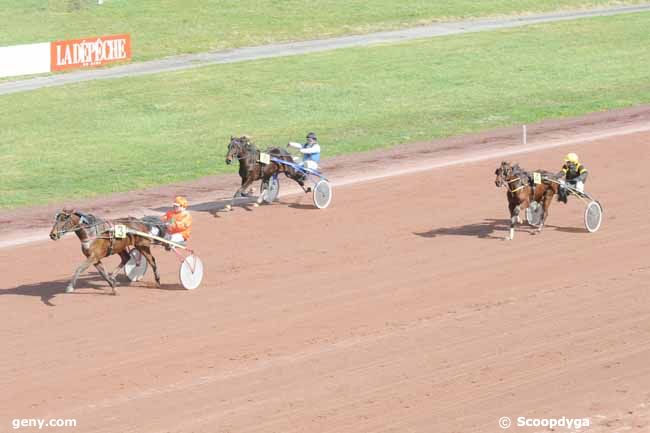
{"left": 53, "top": 221, "right": 106, "bottom": 237}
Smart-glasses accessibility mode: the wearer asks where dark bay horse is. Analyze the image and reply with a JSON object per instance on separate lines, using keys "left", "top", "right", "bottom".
{"left": 494, "top": 161, "right": 559, "bottom": 240}
{"left": 49, "top": 209, "right": 161, "bottom": 294}
{"left": 224, "top": 136, "right": 310, "bottom": 210}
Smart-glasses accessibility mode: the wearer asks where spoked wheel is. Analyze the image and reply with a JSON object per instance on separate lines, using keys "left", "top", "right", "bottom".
{"left": 526, "top": 201, "right": 544, "bottom": 228}
{"left": 584, "top": 201, "right": 603, "bottom": 233}
{"left": 312, "top": 180, "right": 332, "bottom": 209}
{"left": 261, "top": 176, "right": 280, "bottom": 204}
{"left": 179, "top": 255, "right": 204, "bottom": 290}
{"left": 125, "top": 249, "right": 147, "bottom": 282}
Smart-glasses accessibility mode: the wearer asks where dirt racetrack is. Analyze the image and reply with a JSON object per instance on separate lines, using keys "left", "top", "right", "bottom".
{"left": 1, "top": 123, "right": 650, "bottom": 432}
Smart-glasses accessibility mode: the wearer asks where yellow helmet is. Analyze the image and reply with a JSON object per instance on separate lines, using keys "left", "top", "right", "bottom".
{"left": 564, "top": 153, "right": 579, "bottom": 164}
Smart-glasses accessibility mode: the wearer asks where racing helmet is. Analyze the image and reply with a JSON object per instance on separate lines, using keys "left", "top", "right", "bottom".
{"left": 564, "top": 153, "right": 580, "bottom": 165}
{"left": 173, "top": 196, "right": 188, "bottom": 209}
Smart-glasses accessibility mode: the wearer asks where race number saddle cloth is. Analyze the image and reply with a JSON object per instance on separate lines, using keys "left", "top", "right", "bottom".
{"left": 526, "top": 170, "right": 557, "bottom": 187}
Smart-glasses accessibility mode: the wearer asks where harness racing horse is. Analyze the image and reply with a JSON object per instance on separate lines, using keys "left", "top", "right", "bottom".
{"left": 49, "top": 209, "right": 162, "bottom": 294}
{"left": 494, "top": 161, "right": 559, "bottom": 240}
{"left": 224, "top": 136, "right": 311, "bottom": 210}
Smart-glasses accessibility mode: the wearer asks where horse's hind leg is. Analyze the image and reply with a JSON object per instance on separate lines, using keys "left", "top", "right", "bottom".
{"left": 538, "top": 192, "right": 554, "bottom": 233}
{"left": 255, "top": 175, "right": 270, "bottom": 207}
{"left": 109, "top": 251, "right": 130, "bottom": 281}
{"left": 95, "top": 262, "right": 117, "bottom": 292}
{"left": 287, "top": 171, "right": 311, "bottom": 193}
{"left": 255, "top": 186, "right": 265, "bottom": 206}
{"left": 139, "top": 246, "right": 161, "bottom": 287}
{"left": 299, "top": 177, "right": 312, "bottom": 193}
{"left": 95, "top": 261, "right": 119, "bottom": 295}
{"left": 105, "top": 250, "right": 131, "bottom": 294}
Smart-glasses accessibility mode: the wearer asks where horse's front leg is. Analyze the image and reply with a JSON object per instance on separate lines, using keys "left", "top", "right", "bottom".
{"left": 225, "top": 178, "right": 255, "bottom": 211}
{"left": 225, "top": 186, "right": 245, "bottom": 211}
{"left": 240, "top": 176, "right": 254, "bottom": 197}
{"left": 507, "top": 201, "right": 518, "bottom": 241}
{"left": 67, "top": 256, "right": 96, "bottom": 293}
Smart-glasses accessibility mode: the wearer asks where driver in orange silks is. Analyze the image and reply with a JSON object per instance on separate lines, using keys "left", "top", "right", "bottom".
{"left": 162, "top": 196, "right": 192, "bottom": 243}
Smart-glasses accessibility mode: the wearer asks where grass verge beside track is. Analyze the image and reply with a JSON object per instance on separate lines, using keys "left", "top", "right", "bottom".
{"left": 1, "top": 12, "right": 649, "bottom": 207}
{"left": 0, "top": 0, "right": 647, "bottom": 61}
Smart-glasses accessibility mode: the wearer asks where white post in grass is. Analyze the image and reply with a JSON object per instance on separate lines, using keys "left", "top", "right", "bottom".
{"left": 522, "top": 124, "right": 527, "bottom": 145}
{"left": 98, "top": 0, "right": 103, "bottom": 4}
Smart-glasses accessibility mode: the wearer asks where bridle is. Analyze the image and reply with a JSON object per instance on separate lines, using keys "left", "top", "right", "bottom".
{"left": 227, "top": 139, "right": 259, "bottom": 165}
{"left": 496, "top": 164, "right": 528, "bottom": 194}
{"left": 227, "top": 139, "right": 254, "bottom": 161}
{"left": 51, "top": 212, "right": 109, "bottom": 238}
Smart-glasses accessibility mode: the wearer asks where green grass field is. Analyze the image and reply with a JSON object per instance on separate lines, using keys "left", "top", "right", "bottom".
{"left": 1, "top": 12, "right": 649, "bottom": 207}
{"left": 0, "top": 0, "right": 646, "bottom": 62}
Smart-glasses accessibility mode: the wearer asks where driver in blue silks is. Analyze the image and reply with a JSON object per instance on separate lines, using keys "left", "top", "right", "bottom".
{"left": 288, "top": 132, "right": 321, "bottom": 171}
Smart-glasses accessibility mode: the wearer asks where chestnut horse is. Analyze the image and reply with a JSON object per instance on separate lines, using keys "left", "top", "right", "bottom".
{"left": 49, "top": 209, "right": 161, "bottom": 294}
{"left": 494, "top": 161, "right": 559, "bottom": 240}
{"left": 224, "top": 136, "right": 310, "bottom": 210}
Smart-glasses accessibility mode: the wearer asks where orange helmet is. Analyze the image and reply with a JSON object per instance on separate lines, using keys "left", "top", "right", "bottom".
{"left": 173, "top": 196, "right": 188, "bottom": 208}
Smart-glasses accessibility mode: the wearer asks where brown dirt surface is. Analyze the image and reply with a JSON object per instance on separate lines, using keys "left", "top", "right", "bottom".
{"left": 1, "top": 106, "right": 650, "bottom": 432}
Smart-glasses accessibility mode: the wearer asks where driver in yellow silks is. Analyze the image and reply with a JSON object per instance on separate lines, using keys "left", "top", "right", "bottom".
{"left": 557, "top": 153, "right": 588, "bottom": 203}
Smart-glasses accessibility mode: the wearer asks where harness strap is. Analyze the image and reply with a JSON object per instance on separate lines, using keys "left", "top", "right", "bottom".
{"left": 505, "top": 177, "right": 526, "bottom": 193}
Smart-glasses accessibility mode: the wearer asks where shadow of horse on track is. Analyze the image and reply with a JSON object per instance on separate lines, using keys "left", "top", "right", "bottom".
{"left": 414, "top": 219, "right": 510, "bottom": 240}
{"left": 153, "top": 196, "right": 260, "bottom": 218}
{"left": 1, "top": 274, "right": 185, "bottom": 307}
{"left": 414, "top": 219, "right": 588, "bottom": 240}
{"left": 0, "top": 274, "right": 116, "bottom": 306}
